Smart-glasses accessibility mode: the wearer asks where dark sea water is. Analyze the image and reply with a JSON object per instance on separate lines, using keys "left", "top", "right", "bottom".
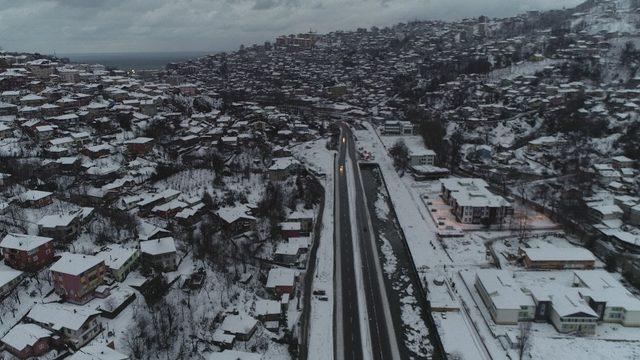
{"left": 60, "top": 51, "right": 211, "bottom": 71}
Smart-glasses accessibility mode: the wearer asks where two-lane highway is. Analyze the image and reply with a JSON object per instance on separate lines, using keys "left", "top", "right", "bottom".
{"left": 334, "top": 124, "right": 401, "bottom": 360}
{"left": 335, "top": 126, "right": 364, "bottom": 360}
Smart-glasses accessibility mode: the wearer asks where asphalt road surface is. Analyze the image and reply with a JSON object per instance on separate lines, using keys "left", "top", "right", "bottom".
{"left": 334, "top": 124, "right": 401, "bottom": 360}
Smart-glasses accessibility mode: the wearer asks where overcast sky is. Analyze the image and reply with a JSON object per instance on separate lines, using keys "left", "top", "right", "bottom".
{"left": 0, "top": 0, "right": 584, "bottom": 54}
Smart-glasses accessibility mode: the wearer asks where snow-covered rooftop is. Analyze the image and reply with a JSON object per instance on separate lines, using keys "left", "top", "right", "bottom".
{"left": 207, "top": 350, "right": 262, "bottom": 360}
{"left": 0, "top": 323, "right": 51, "bottom": 351}
{"left": 0, "top": 233, "right": 53, "bottom": 251}
{"left": 27, "top": 303, "right": 100, "bottom": 331}
{"left": 266, "top": 267, "right": 296, "bottom": 288}
{"left": 96, "top": 245, "right": 138, "bottom": 270}
{"left": 140, "top": 237, "right": 176, "bottom": 256}
{"left": 220, "top": 314, "right": 258, "bottom": 335}
{"left": 66, "top": 344, "right": 129, "bottom": 360}
{"left": 50, "top": 253, "right": 104, "bottom": 276}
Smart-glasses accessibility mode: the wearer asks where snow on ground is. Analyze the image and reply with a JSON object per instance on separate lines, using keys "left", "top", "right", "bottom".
{"left": 292, "top": 138, "right": 335, "bottom": 360}
{"left": 379, "top": 234, "right": 397, "bottom": 275}
{"left": 367, "top": 169, "right": 432, "bottom": 357}
{"left": 583, "top": 0, "right": 638, "bottom": 35}
{"left": 154, "top": 169, "right": 266, "bottom": 205}
{"left": 486, "top": 59, "right": 563, "bottom": 82}
{"left": 375, "top": 191, "right": 390, "bottom": 221}
{"left": 434, "top": 311, "right": 484, "bottom": 360}
{"left": 527, "top": 336, "right": 640, "bottom": 360}
{"left": 0, "top": 267, "right": 52, "bottom": 338}
{"left": 442, "top": 233, "right": 490, "bottom": 267}
{"left": 485, "top": 116, "right": 542, "bottom": 149}
{"left": 399, "top": 283, "right": 431, "bottom": 358}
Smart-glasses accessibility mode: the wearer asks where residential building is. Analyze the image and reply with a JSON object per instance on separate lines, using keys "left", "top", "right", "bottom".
{"left": 49, "top": 253, "right": 106, "bottom": 304}
{"left": 124, "top": 137, "right": 154, "bottom": 155}
{"left": 139, "top": 237, "right": 178, "bottom": 272}
{"left": 474, "top": 269, "right": 535, "bottom": 325}
{"left": 18, "top": 190, "right": 53, "bottom": 207}
{"left": 441, "top": 178, "right": 513, "bottom": 224}
{"left": 0, "top": 233, "right": 55, "bottom": 271}
{"left": 0, "top": 324, "right": 55, "bottom": 359}
{"left": 207, "top": 350, "right": 262, "bottom": 360}
{"left": 274, "top": 243, "right": 300, "bottom": 264}
{"left": 27, "top": 303, "right": 101, "bottom": 349}
{"left": 520, "top": 246, "right": 596, "bottom": 270}
{"left": 66, "top": 344, "right": 129, "bottom": 360}
{"left": 219, "top": 314, "right": 258, "bottom": 341}
{"left": 267, "top": 157, "right": 300, "bottom": 181}
{"left": 96, "top": 245, "right": 139, "bottom": 282}
{"left": 383, "top": 120, "right": 414, "bottom": 135}
{"left": 286, "top": 210, "right": 314, "bottom": 232}
{"left": 215, "top": 205, "right": 257, "bottom": 234}
{"left": 266, "top": 267, "right": 297, "bottom": 297}
{"left": 588, "top": 203, "right": 623, "bottom": 222}
{"left": 0, "top": 268, "right": 25, "bottom": 298}
{"left": 37, "top": 211, "right": 81, "bottom": 242}
{"left": 408, "top": 148, "right": 436, "bottom": 167}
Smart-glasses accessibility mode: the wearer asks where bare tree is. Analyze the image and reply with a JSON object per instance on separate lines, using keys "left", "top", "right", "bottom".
{"left": 124, "top": 305, "right": 147, "bottom": 359}
{"left": 515, "top": 183, "right": 531, "bottom": 243}
{"left": 518, "top": 321, "right": 532, "bottom": 360}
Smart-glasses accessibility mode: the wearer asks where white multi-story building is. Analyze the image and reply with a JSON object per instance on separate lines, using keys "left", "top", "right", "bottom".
{"left": 441, "top": 178, "right": 513, "bottom": 224}
{"left": 409, "top": 148, "right": 436, "bottom": 166}
{"left": 475, "top": 269, "right": 640, "bottom": 334}
{"left": 475, "top": 270, "right": 535, "bottom": 324}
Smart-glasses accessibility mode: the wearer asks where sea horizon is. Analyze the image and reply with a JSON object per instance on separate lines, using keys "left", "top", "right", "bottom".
{"left": 59, "top": 50, "right": 214, "bottom": 71}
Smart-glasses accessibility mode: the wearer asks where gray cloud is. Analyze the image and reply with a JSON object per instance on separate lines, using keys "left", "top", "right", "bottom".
{"left": 0, "top": 0, "right": 584, "bottom": 54}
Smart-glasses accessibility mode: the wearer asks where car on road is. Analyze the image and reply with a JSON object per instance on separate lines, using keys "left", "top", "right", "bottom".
{"left": 339, "top": 165, "right": 345, "bottom": 174}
